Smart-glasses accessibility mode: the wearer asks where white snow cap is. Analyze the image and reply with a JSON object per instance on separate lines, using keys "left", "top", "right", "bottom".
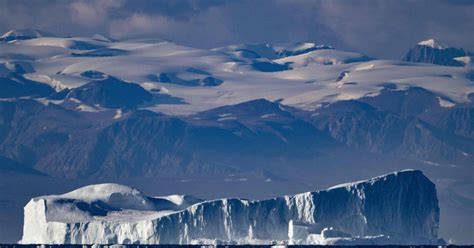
{"left": 417, "top": 39, "right": 448, "bottom": 49}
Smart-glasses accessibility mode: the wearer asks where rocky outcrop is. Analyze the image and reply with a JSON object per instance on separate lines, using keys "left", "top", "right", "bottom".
{"left": 66, "top": 77, "right": 152, "bottom": 109}
{"left": 403, "top": 39, "right": 467, "bottom": 67}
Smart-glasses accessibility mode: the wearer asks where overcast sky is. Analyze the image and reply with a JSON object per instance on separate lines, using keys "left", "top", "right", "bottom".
{"left": 0, "top": 0, "right": 472, "bottom": 59}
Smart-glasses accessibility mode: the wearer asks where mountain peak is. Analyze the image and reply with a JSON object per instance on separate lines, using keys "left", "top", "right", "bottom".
{"left": 0, "top": 28, "right": 53, "bottom": 42}
{"left": 403, "top": 39, "right": 467, "bottom": 66}
{"left": 91, "top": 34, "right": 113, "bottom": 42}
{"left": 66, "top": 76, "right": 153, "bottom": 109}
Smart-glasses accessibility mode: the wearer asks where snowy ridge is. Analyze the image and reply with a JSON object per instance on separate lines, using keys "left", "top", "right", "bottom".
{"left": 274, "top": 49, "right": 370, "bottom": 67}
{"left": 0, "top": 29, "right": 52, "bottom": 42}
{"left": 1, "top": 32, "right": 472, "bottom": 115}
{"left": 21, "top": 170, "right": 440, "bottom": 245}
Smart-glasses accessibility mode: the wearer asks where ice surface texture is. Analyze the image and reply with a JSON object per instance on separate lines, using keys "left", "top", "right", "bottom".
{"left": 21, "top": 170, "right": 439, "bottom": 245}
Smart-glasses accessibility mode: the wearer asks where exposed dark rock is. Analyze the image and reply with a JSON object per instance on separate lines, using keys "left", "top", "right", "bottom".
{"left": 0, "top": 74, "right": 54, "bottom": 98}
{"left": 403, "top": 42, "right": 467, "bottom": 67}
{"left": 66, "top": 77, "right": 152, "bottom": 108}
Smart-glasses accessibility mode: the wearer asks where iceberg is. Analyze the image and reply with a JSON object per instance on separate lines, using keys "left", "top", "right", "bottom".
{"left": 20, "top": 170, "right": 440, "bottom": 245}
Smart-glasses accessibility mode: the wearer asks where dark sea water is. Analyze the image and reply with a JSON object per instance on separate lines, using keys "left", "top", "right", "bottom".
{"left": 0, "top": 245, "right": 473, "bottom": 248}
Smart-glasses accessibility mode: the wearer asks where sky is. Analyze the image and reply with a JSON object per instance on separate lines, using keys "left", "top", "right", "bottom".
{"left": 0, "top": 0, "right": 473, "bottom": 59}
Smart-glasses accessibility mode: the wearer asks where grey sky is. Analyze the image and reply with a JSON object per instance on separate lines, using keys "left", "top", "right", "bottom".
{"left": 0, "top": 0, "right": 472, "bottom": 58}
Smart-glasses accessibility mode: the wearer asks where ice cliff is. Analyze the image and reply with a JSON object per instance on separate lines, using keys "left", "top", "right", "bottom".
{"left": 21, "top": 170, "right": 440, "bottom": 245}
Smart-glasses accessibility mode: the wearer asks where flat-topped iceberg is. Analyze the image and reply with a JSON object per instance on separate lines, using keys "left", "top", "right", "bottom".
{"left": 21, "top": 170, "right": 440, "bottom": 245}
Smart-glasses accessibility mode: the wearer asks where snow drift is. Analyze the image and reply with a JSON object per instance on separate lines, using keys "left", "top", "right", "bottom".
{"left": 21, "top": 170, "right": 440, "bottom": 245}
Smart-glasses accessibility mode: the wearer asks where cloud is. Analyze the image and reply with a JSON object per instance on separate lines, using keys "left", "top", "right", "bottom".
{"left": 109, "top": 14, "right": 174, "bottom": 38}
{"left": 108, "top": 5, "right": 235, "bottom": 47}
{"left": 310, "top": 0, "right": 474, "bottom": 57}
{"left": 69, "top": 0, "right": 125, "bottom": 27}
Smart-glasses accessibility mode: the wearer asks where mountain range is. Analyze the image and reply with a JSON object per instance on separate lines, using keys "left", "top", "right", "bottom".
{"left": 0, "top": 29, "right": 473, "bottom": 244}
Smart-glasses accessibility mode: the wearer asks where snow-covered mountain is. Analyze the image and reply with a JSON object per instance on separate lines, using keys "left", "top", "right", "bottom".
{"left": 1, "top": 32, "right": 472, "bottom": 114}
{"left": 0, "top": 29, "right": 53, "bottom": 42}
{"left": 403, "top": 39, "right": 469, "bottom": 67}
{"left": 21, "top": 170, "right": 441, "bottom": 245}
{"left": 0, "top": 30, "right": 471, "bottom": 177}
{"left": 0, "top": 30, "right": 473, "bottom": 244}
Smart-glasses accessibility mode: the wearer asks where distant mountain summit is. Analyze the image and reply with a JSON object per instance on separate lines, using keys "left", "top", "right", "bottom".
{"left": 65, "top": 76, "right": 153, "bottom": 109}
{"left": 0, "top": 28, "right": 53, "bottom": 42}
{"left": 213, "top": 42, "right": 333, "bottom": 60}
{"left": 403, "top": 39, "right": 468, "bottom": 66}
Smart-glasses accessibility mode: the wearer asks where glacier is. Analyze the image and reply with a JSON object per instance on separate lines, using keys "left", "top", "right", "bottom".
{"left": 20, "top": 169, "right": 440, "bottom": 245}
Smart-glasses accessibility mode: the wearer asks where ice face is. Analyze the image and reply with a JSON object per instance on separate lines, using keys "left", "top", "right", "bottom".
{"left": 20, "top": 170, "right": 440, "bottom": 245}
